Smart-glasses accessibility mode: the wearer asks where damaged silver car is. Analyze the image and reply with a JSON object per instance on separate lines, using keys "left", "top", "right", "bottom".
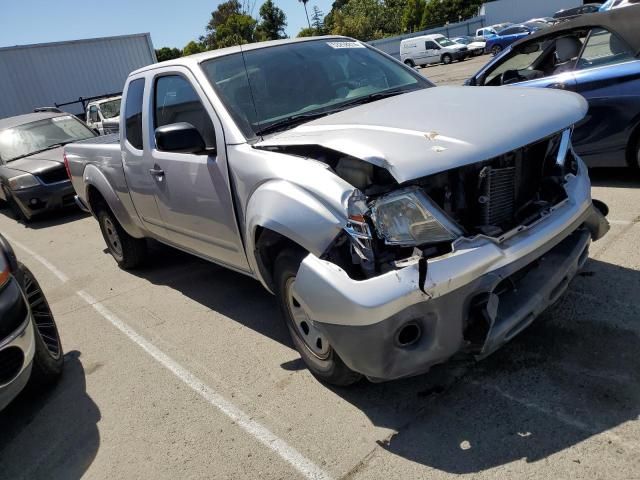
{"left": 65, "top": 37, "right": 609, "bottom": 385}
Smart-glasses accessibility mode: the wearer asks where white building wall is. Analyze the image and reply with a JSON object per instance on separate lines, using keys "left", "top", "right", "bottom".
{"left": 0, "top": 33, "right": 156, "bottom": 118}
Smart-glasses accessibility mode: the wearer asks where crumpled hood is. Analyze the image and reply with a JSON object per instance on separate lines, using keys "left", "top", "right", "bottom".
{"left": 256, "top": 86, "right": 588, "bottom": 183}
{"left": 5, "top": 146, "right": 64, "bottom": 174}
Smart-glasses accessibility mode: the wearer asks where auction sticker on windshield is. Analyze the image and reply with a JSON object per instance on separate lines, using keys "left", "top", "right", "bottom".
{"left": 326, "top": 41, "right": 365, "bottom": 49}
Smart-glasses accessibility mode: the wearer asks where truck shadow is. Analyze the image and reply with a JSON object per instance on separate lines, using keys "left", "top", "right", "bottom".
{"left": 0, "top": 351, "right": 100, "bottom": 479}
{"left": 0, "top": 206, "right": 89, "bottom": 229}
{"left": 331, "top": 257, "right": 640, "bottom": 473}
{"left": 589, "top": 167, "right": 640, "bottom": 188}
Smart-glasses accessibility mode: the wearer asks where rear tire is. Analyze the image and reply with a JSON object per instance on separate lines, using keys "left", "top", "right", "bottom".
{"left": 404, "top": 59, "right": 415, "bottom": 68}
{"left": 274, "top": 249, "right": 361, "bottom": 387}
{"left": 20, "top": 265, "right": 64, "bottom": 389}
{"left": 97, "top": 208, "right": 147, "bottom": 269}
{"left": 442, "top": 54, "right": 453, "bottom": 65}
{"left": 491, "top": 44, "right": 503, "bottom": 56}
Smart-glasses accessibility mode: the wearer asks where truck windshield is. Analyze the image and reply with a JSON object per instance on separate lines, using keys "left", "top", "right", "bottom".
{"left": 201, "top": 39, "right": 432, "bottom": 138}
{"left": 0, "top": 116, "right": 95, "bottom": 162}
{"left": 99, "top": 99, "right": 121, "bottom": 119}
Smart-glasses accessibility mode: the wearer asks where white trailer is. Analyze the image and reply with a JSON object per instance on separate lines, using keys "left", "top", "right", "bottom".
{"left": 0, "top": 33, "right": 156, "bottom": 119}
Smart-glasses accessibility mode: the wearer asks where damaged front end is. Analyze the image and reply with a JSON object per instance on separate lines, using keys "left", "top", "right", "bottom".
{"left": 288, "top": 128, "right": 609, "bottom": 381}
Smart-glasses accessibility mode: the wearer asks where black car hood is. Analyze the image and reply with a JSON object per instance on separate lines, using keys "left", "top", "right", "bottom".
{"left": 5, "top": 146, "right": 65, "bottom": 174}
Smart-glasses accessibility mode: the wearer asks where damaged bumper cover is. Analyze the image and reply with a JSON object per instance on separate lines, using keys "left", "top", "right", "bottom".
{"left": 292, "top": 167, "right": 609, "bottom": 381}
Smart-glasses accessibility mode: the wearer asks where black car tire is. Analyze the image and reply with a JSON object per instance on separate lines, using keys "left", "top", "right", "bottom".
{"left": 97, "top": 208, "right": 147, "bottom": 269}
{"left": 491, "top": 45, "right": 503, "bottom": 56}
{"left": 274, "top": 249, "right": 362, "bottom": 387}
{"left": 442, "top": 54, "right": 453, "bottom": 65}
{"left": 404, "top": 59, "right": 415, "bottom": 68}
{"left": 19, "top": 265, "right": 64, "bottom": 388}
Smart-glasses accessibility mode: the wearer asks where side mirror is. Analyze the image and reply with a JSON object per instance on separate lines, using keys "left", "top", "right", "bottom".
{"left": 155, "top": 122, "right": 208, "bottom": 154}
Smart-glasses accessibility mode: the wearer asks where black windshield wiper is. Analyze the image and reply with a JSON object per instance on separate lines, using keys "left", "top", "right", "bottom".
{"left": 7, "top": 142, "right": 70, "bottom": 162}
{"left": 336, "top": 88, "right": 412, "bottom": 109}
{"left": 255, "top": 111, "right": 332, "bottom": 136}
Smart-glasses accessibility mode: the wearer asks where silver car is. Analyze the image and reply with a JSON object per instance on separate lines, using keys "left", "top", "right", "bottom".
{"left": 65, "top": 37, "right": 609, "bottom": 385}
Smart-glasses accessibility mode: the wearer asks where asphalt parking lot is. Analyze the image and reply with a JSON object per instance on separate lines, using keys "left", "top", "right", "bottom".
{"left": 1, "top": 57, "right": 639, "bottom": 480}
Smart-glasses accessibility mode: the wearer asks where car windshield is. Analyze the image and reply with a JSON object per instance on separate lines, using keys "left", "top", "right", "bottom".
{"left": 99, "top": 99, "right": 121, "bottom": 119}
{"left": 201, "top": 39, "right": 431, "bottom": 138}
{"left": 0, "top": 116, "right": 95, "bottom": 162}
{"left": 455, "top": 38, "right": 470, "bottom": 45}
{"left": 435, "top": 38, "right": 456, "bottom": 47}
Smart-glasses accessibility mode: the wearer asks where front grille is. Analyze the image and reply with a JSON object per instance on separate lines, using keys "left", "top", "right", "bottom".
{"left": 0, "top": 347, "right": 24, "bottom": 385}
{"left": 479, "top": 166, "right": 516, "bottom": 226}
{"left": 36, "top": 166, "right": 68, "bottom": 184}
{"left": 417, "top": 131, "right": 568, "bottom": 237}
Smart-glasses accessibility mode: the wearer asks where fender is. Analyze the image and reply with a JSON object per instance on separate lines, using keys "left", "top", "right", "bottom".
{"left": 245, "top": 180, "right": 346, "bottom": 289}
{"left": 82, "top": 164, "right": 146, "bottom": 238}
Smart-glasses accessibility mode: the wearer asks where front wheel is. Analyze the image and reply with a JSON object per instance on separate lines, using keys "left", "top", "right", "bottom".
{"left": 274, "top": 250, "right": 361, "bottom": 386}
{"left": 20, "top": 265, "right": 64, "bottom": 388}
{"left": 442, "top": 54, "right": 453, "bottom": 65}
{"left": 3, "top": 187, "right": 29, "bottom": 222}
{"left": 97, "top": 208, "right": 147, "bottom": 269}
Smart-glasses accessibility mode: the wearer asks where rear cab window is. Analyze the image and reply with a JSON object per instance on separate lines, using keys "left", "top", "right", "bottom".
{"left": 577, "top": 28, "right": 635, "bottom": 70}
{"left": 124, "top": 78, "right": 145, "bottom": 150}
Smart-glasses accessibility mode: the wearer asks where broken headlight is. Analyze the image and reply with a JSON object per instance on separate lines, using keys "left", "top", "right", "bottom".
{"left": 371, "top": 186, "right": 461, "bottom": 246}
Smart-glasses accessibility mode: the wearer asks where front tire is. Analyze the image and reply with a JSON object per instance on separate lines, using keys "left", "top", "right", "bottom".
{"left": 442, "top": 54, "right": 453, "bottom": 65}
{"left": 274, "top": 249, "right": 361, "bottom": 386}
{"left": 97, "top": 208, "right": 147, "bottom": 269}
{"left": 20, "top": 265, "right": 64, "bottom": 388}
{"left": 3, "top": 187, "right": 29, "bottom": 222}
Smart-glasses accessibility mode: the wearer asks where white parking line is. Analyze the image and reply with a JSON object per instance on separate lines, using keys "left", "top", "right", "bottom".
{"left": 6, "top": 235, "right": 333, "bottom": 480}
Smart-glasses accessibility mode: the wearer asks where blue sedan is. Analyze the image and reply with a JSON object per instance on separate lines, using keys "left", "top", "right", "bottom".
{"left": 467, "top": 7, "right": 640, "bottom": 168}
{"left": 485, "top": 25, "right": 538, "bottom": 56}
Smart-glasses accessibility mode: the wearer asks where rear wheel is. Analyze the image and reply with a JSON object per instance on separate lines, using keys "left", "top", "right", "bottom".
{"left": 491, "top": 44, "right": 503, "bottom": 56}
{"left": 404, "top": 59, "right": 415, "bottom": 68}
{"left": 97, "top": 208, "right": 147, "bottom": 269}
{"left": 442, "top": 54, "right": 453, "bottom": 65}
{"left": 274, "top": 249, "right": 361, "bottom": 386}
{"left": 21, "top": 265, "right": 64, "bottom": 388}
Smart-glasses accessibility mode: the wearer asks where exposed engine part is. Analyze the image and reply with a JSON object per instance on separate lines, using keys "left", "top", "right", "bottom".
{"left": 336, "top": 157, "right": 373, "bottom": 191}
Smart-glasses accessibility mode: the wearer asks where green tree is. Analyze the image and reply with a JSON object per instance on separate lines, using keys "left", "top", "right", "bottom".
{"left": 256, "top": 0, "right": 287, "bottom": 40}
{"left": 202, "top": 0, "right": 257, "bottom": 49}
{"left": 155, "top": 47, "right": 182, "bottom": 62}
{"left": 297, "top": 27, "right": 317, "bottom": 37}
{"left": 182, "top": 41, "right": 206, "bottom": 56}
{"left": 311, "top": 6, "right": 326, "bottom": 34}
{"left": 401, "top": 0, "right": 425, "bottom": 33}
{"left": 299, "top": 0, "right": 312, "bottom": 28}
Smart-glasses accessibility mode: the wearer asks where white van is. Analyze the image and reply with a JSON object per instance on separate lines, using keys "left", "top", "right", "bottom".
{"left": 400, "top": 34, "right": 468, "bottom": 67}
{"left": 86, "top": 96, "right": 121, "bottom": 135}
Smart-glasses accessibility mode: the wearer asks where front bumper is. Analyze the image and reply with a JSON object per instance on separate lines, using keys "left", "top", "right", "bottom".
{"left": 293, "top": 166, "right": 609, "bottom": 381}
{"left": 12, "top": 180, "right": 76, "bottom": 218}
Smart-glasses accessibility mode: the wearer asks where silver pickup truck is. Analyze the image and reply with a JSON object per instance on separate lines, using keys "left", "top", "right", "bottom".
{"left": 65, "top": 36, "right": 609, "bottom": 385}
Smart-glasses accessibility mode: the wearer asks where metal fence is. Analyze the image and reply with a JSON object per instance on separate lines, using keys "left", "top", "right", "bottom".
{"left": 369, "top": 17, "right": 486, "bottom": 59}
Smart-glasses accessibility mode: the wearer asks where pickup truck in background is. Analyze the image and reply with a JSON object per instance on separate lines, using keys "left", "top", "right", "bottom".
{"left": 65, "top": 36, "right": 609, "bottom": 385}
{"left": 85, "top": 96, "right": 121, "bottom": 135}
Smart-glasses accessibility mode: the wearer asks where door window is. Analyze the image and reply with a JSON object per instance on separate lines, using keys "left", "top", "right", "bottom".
{"left": 425, "top": 41, "right": 439, "bottom": 50}
{"left": 154, "top": 75, "right": 216, "bottom": 149}
{"left": 576, "top": 28, "right": 634, "bottom": 70}
{"left": 124, "top": 78, "right": 145, "bottom": 150}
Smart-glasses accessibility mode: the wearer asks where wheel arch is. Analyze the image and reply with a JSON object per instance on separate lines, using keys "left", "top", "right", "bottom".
{"left": 245, "top": 180, "right": 345, "bottom": 293}
{"left": 83, "top": 164, "right": 146, "bottom": 238}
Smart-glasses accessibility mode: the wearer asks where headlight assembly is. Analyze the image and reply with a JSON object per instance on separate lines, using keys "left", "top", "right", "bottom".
{"left": 8, "top": 173, "right": 40, "bottom": 190}
{"left": 371, "top": 186, "right": 461, "bottom": 246}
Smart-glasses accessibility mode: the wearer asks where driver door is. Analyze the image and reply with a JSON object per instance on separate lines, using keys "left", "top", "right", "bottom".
{"left": 424, "top": 41, "right": 440, "bottom": 64}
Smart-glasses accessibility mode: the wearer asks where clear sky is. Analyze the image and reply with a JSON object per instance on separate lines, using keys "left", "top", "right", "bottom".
{"left": 0, "top": 0, "right": 334, "bottom": 50}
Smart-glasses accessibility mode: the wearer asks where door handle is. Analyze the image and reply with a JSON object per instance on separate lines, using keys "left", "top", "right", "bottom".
{"left": 149, "top": 167, "right": 165, "bottom": 177}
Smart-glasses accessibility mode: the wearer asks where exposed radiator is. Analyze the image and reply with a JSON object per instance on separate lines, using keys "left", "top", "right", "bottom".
{"left": 479, "top": 166, "right": 516, "bottom": 226}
